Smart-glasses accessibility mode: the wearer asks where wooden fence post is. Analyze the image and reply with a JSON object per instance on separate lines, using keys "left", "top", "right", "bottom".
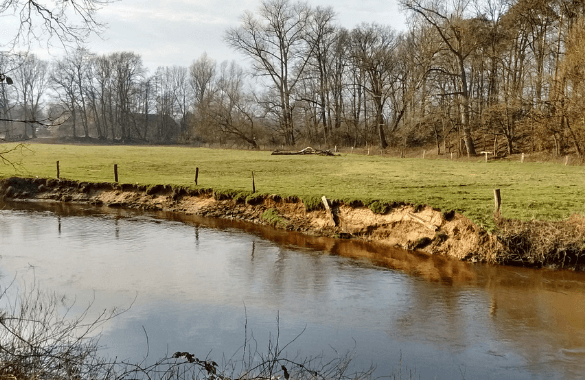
{"left": 114, "top": 164, "right": 118, "bottom": 183}
{"left": 565, "top": 155, "right": 569, "bottom": 166}
{"left": 321, "top": 196, "right": 338, "bottom": 226}
{"left": 56, "top": 161, "right": 60, "bottom": 179}
{"left": 423, "top": 150, "right": 426, "bottom": 159}
{"left": 521, "top": 153, "right": 525, "bottom": 163}
{"left": 252, "top": 171, "right": 255, "bottom": 193}
{"left": 494, "top": 189, "right": 501, "bottom": 215}
{"left": 195, "top": 167, "right": 199, "bottom": 185}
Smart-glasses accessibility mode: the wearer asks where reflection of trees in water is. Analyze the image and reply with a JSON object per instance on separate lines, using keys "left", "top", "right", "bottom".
{"left": 388, "top": 279, "right": 478, "bottom": 352}
{"left": 231, "top": 239, "right": 334, "bottom": 305}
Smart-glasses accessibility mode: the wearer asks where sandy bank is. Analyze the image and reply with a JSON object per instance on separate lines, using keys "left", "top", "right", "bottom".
{"left": 2, "top": 177, "right": 584, "bottom": 270}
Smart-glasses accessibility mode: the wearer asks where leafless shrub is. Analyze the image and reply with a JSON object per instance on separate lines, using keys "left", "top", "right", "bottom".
{"left": 0, "top": 280, "right": 126, "bottom": 380}
{"left": 118, "top": 313, "right": 376, "bottom": 380}
{"left": 494, "top": 215, "right": 585, "bottom": 270}
{"left": 0, "top": 282, "right": 380, "bottom": 380}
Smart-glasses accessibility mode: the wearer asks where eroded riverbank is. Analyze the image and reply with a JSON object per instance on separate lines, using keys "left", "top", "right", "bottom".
{"left": 2, "top": 176, "right": 585, "bottom": 270}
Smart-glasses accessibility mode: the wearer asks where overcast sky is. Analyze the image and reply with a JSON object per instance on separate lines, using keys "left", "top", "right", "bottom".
{"left": 64, "top": 0, "right": 408, "bottom": 74}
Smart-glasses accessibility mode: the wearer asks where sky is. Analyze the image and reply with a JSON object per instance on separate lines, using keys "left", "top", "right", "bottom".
{"left": 60, "top": 0, "right": 408, "bottom": 74}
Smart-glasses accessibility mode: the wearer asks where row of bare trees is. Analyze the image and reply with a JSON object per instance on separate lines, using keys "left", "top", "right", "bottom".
{"left": 2, "top": 0, "right": 585, "bottom": 155}
{"left": 1, "top": 50, "right": 179, "bottom": 143}
{"left": 221, "top": 0, "right": 585, "bottom": 155}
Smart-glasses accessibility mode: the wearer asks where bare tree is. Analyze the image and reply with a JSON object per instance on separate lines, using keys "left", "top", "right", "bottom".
{"left": 207, "top": 60, "right": 260, "bottom": 148}
{"left": 15, "top": 53, "right": 49, "bottom": 138}
{"left": 0, "top": 53, "right": 19, "bottom": 139}
{"left": 350, "top": 23, "right": 400, "bottom": 149}
{"left": 400, "top": 0, "right": 479, "bottom": 155}
{"left": 189, "top": 53, "right": 217, "bottom": 138}
{"left": 110, "top": 52, "right": 145, "bottom": 141}
{"left": 303, "top": 6, "right": 336, "bottom": 144}
{"left": 225, "top": 0, "right": 314, "bottom": 146}
{"left": 1, "top": 0, "right": 116, "bottom": 51}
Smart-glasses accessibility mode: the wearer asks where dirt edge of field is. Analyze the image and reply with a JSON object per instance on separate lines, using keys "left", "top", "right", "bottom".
{"left": 3, "top": 176, "right": 585, "bottom": 271}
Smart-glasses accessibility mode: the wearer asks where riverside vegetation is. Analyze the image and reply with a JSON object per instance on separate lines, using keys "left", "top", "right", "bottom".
{"left": 2, "top": 143, "right": 585, "bottom": 270}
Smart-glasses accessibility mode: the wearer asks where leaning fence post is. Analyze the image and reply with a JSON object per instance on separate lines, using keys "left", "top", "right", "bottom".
{"left": 252, "top": 171, "right": 256, "bottom": 193}
{"left": 494, "top": 189, "right": 501, "bottom": 216}
{"left": 56, "top": 161, "right": 60, "bottom": 179}
{"left": 322, "top": 196, "right": 338, "bottom": 226}
{"left": 114, "top": 164, "right": 118, "bottom": 183}
{"left": 195, "top": 167, "right": 199, "bottom": 185}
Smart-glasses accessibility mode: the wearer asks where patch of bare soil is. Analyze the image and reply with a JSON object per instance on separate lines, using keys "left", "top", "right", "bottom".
{"left": 2, "top": 177, "right": 583, "bottom": 270}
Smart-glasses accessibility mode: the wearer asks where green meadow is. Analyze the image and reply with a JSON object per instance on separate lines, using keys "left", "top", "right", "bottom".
{"left": 2, "top": 143, "right": 584, "bottom": 230}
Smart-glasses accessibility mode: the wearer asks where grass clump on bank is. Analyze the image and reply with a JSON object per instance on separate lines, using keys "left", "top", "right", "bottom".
{"left": 261, "top": 208, "right": 287, "bottom": 227}
{"left": 1, "top": 143, "right": 585, "bottom": 230}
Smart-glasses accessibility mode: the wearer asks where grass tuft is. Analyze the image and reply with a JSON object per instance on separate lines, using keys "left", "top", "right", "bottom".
{"left": 261, "top": 208, "right": 287, "bottom": 227}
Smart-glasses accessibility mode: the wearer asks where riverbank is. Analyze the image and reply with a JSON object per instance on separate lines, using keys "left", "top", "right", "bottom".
{"left": 3, "top": 176, "right": 585, "bottom": 270}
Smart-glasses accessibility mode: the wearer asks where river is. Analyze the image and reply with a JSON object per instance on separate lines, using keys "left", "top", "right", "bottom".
{"left": 1, "top": 200, "right": 585, "bottom": 379}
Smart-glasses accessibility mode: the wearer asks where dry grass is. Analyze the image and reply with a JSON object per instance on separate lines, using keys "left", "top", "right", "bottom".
{"left": 492, "top": 215, "right": 585, "bottom": 269}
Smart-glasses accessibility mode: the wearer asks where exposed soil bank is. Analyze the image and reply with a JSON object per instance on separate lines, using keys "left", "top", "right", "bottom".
{"left": 2, "top": 176, "right": 585, "bottom": 270}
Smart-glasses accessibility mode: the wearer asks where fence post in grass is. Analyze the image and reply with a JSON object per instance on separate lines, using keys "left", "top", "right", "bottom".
{"left": 451, "top": 152, "right": 453, "bottom": 160}
{"left": 351, "top": 147, "right": 354, "bottom": 154}
{"left": 565, "top": 155, "right": 569, "bottom": 166}
{"left": 114, "top": 164, "right": 118, "bottom": 183}
{"left": 252, "top": 171, "right": 256, "bottom": 193}
{"left": 367, "top": 149, "right": 370, "bottom": 156}
{"left": 521, "top": 153, "right": 525, "bottom": 163}
{"left": 494, "top": 189, "right": 501, "bottom": 216}
{"left": 195, "top": 167, "right": 199, "bottom": 185}
{"left": 423, "top": 150, "right": 426, "bottom": 159}
{"left": 56, "top": 161, "right": 60, "bottom": 179}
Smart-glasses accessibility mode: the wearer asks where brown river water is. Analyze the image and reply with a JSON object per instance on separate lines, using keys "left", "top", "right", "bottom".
{"left": 1, "top": 200, "right": 585, "bottom": 379}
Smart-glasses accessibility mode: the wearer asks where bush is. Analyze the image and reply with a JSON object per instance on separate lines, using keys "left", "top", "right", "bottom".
{"left": 367, "top": 201, "right": 390, "bottom": 214}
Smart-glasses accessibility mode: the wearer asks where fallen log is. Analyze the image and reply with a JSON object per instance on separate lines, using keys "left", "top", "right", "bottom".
{"left": 271, "top": 147, "right": 336, "bottom": 156}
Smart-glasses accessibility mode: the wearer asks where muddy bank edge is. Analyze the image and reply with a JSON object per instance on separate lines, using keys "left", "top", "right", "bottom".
{"left": 2, "top": 177, "right": 584, "bottom": 271}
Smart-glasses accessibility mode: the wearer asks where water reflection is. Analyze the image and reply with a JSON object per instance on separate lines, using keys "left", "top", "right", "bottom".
{"left": 1, "top": 199, "right": 585, "bottom": 379}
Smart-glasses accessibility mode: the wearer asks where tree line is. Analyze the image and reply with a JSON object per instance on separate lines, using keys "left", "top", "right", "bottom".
{"left": 1, "top": 0, "right": 584, "bottom": 156}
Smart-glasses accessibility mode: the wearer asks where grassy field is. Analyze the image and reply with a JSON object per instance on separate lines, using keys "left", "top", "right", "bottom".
{"left": 1, "top": 142, "right": 584, "bottom": 230}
